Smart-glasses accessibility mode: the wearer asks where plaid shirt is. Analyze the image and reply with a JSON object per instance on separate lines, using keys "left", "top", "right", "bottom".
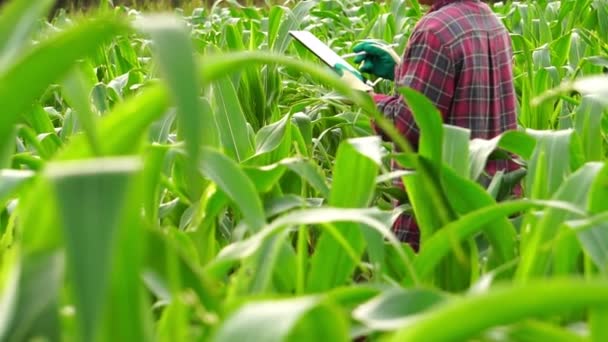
{"left": 371, "top": 0, "right": 519, "bottom": 251}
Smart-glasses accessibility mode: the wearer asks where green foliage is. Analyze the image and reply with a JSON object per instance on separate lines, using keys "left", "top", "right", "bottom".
{"left": 1, "top": 0, "right": 608, "bottom": 341}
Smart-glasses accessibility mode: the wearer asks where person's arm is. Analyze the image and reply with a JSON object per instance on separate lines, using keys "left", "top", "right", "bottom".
{"left": 370, "top": 29, "right": 455, "bottom": 148}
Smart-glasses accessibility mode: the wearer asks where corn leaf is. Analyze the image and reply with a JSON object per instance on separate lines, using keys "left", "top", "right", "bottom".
{"left": 0, "top": 15, "right": 129, "bottom": 161}
{"left": 390, "top": 278, "right": 608, "bottom": 342}
{"left": 46, "top": 156, "right": 141, "bottom": 342}
{"left": 0, "top": 0, "right": 55, "bottom": 71}
{"left": 307, "top": 136, "right": 382, "bottom": 292}
{"left": 213, "top": 296, "right": 349, "bottom": 342}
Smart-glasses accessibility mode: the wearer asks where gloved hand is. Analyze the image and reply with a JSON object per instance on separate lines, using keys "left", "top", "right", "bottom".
{"left": 352, "top": 40, "right": 401, "bottom": 80}
{"left": 333, "top": 63, "right": 372, "bottom": 92}
{"left": 333, "top": 62, "right": 365, "bottom": 81}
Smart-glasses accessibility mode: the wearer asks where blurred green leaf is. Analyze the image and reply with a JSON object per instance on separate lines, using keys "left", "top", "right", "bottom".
{"left": 575, "top": 95, "right": 605, "bottom": 161}
{"left": 572, "top": 162, "right": 608, "bottom": 273}
{"left": 469, "top": 131, "right": 536, "bottom": 181}
{"left": 415, "top": 198, "right": 585, "bottom": 280}
{"left": 0, "top": 251, "right": 63, "bottom": 342}
{"left": 46, "top": 156, "right": 141, "bottom": 342}
{"left": 0, "top": 0, "right": 55, "bottom": 71}
{"left": 390, "top": 278, "right": 608, "bottom": 342}
{"left": 524, "top": 129, "right": 576, "bottom": 199}
{"left": 442, "top": 125, "right": 470, "bottom": 178}
{"left": 352, "top": 287, "right": 447, "bottom": 331}
{"left": 0, "top": 15, "right": 129, "bottom": 163}
{"left": 135, "top": 14, "right": 218, "bottom": 162}
{"left": 504, "top": 320, "right": 589, "bottom": 342}
{"left": 198, "top": 147, "right": 266, "bottom": 233}
{"left": 61, "top": 63, "right": 101, "bottom": 155}
{"left": 0, "top": 169, "right": 34, "bottom": 204}
{"left": 214, "top": 296, "right": 349, "bottom": 342}
{"left": 517, "top": 162, "right": 603, "bottom": 280}
{"left": 273, "top": 1, "right": 318, "bottom": 53}
{"left": 440, "top": 165, "right": 518, "bottom": 274}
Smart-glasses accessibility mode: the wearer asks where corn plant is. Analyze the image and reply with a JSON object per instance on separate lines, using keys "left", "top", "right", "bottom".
{"left": 1, "top": 0, "right": 608, "bottom": 341}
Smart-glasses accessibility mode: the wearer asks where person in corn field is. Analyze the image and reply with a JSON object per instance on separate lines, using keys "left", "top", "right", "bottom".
{"left": 352, "top": 0, "right": 520, "bottom": 252}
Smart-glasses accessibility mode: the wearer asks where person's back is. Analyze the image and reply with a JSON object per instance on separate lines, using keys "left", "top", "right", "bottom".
{"left": 352, "top": 0, "right": 519, "bottom": 250}
{"left": 423, "top": 0, "right": 516, "bottom": 134}
{"left": 412, "top": 0, "right": 518, "bottom": 174}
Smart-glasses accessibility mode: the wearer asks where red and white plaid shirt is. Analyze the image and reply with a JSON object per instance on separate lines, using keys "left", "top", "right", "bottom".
{"left": 371, "top": 0, "right": 519, "bottom": 251}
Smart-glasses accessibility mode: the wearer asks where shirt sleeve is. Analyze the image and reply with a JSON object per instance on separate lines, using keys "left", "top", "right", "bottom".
{"left": 371, "top": 28, "right": 455, "bottom": 148}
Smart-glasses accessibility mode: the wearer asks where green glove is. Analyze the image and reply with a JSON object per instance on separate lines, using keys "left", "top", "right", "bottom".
{"left": 332, "top": 62, "right": 373, "bottom": 92}
{"left": 333, "top": 63, "right": 365, "bottom": 81}
{"left": 352, "top": 40, "right": 401, "bottom": 80}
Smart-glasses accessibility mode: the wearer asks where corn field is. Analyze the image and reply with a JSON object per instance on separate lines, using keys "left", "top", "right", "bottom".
{"left": 1, "top": 0, "right": 608, "bottom": 341}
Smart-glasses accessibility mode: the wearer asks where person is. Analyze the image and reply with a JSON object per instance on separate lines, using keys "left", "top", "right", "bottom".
{"left": 350, "top": 0, "right": 520, "bottom": 252}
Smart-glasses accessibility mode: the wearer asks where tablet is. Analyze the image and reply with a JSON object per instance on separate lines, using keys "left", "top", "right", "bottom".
{"left": 289, "top": 30, "right": 372, "bottom": 91}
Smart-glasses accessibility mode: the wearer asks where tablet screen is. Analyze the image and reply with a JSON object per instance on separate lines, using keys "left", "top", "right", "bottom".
{"left": 289, "top": 30, "right": 369, "bottom": 90}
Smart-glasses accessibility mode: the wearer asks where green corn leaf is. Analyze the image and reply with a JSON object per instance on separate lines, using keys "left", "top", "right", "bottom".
{"left": 245, "top": 229, "right": 294, "bottom": 294}
{"left": 590, "top": 308, "right": 608, "bottom": 342}
{"left": 572, "top": 162, "right": 608, "bottom": 273}
{"left": 56, "top": 84, "right": 169, "bottom": 160}
{"left": 198, "top": 147, "right": 266, "bottom": 233}
{"left": 307, "top": 136, "right": 382, "bottom": 292}
{"left": 206, "top": 207, "right": 413, "bottom": 284}
{"left": 135, "top": 14, "right": 218, "bottom": 161}
{"left": 254, "top": 113, "right": 293, "bottom": 156}
{"left": 99, "top": 174, "right": 155, "bottom": 342}
{"left": 517, "top": 162, "right": 604, "bottom": 280}
{"left": 142, "top": 144, "right": 169, "bottom": 225}
{"left": 45, "top": 156, "right": 142, "bottom": 342}
{"left": 414, "top": 199, "right": 585, "bottom": 280}
{"left": 0, "top": 244, "right": 20, "bottom": 341}
{"left": 597, "top": 1, "right": 608, "bottom": 43}
{"left": 0, "top": 0, "right": 55, "bottom": 71}
{"left": 282, "top": 158, "right": 330, "bottom": 199}
{"left": 263, "top": 194, "right": 310, "bottom": 218}
{"left": 574, "top": 95, "right": 605, "bottom": 161}
{"left": 273, "top": 0, "right": 318, "bottom": 53}
{"left": 440, "top": 165, "right": 518, "bottom": 274}
{"left": 398, "top": 155, "right": 457, "bottom": 239}
{"left": 148, "top": 108, "right": 176, "bottom": 144}
{"left": 390, "top": 278, "right": 608, "bottom": 342}
{"left": 213, "top": 296, "right": 349, "bottom": 342}
{"left": 0, "top": 251, "right": 64, "bottom": 342}
{"left": 502, "top": 320, "right": 589, "bottom": 342}
{"left": 524, "top": 129, "right": 576, "bottom": 199}
{"left": 212, "top": 76, "right": 255, "bottom": 162}
{"left": 0, "top": 169, "right": 34, "bottom": 204}
{"left": 237, "top": 157, "right": 327, "bottom": 197}
{"left": 568, "top": 214, "right": 608, "bottom": 274}
{"left": 326, "top": 285, "right": 382, "bottom": 313}
{"left": 144, "top": 227, "right": 222, "bottom": 316}
{"left": 469, "top": 130, "right": 536, "bottom": 182}
{"left": 61, "top": 63, "right": 102, "bottom": 155}
{"left": 442, "top": 125, "right": 470, "bottom": 178}
{"left": 400, "top": 87, "right": 444, "bottom": 165}
{"left": 0, "top": 127, "right": 16, "bottom": 169}
{"left": 0, "top": 15, "right": 129, "bottom": 163}
{"left": 352, "top": 287, "right": 447, "bottom": 331}
{"left": 267, "top": 5, "right": 285, "bottom": 50}
{"left": 16, "top": 174, "right": 62, "bottom": 255}
{"left": 393, "top": 89, "right": 459, "bottom": 255}
{"left": 533, "top": 75, "right": 608, "bottom": 107}
{"left": 197, "top": 52, "right": 379, "bottom": 125}
{"left": 291, "top": 112, "right": 312, "bottom": 151}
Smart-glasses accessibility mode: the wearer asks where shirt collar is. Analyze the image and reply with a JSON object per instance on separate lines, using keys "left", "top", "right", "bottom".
{"left": 430, "top": 0, "right": 475, "bottom": 12}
